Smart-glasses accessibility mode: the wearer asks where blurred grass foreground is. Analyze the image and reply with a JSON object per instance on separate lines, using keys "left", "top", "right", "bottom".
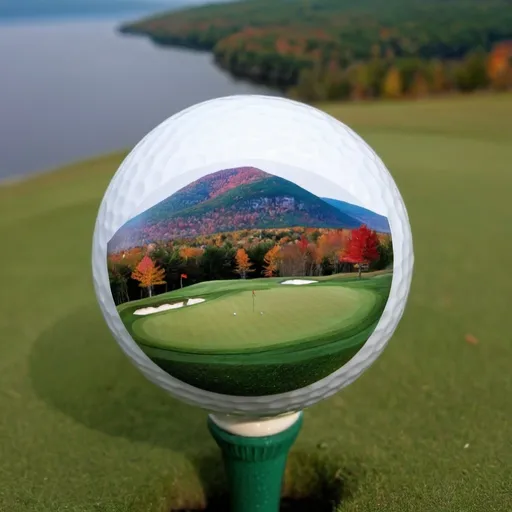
{"left": 0, "top": 94, "right": 511, "bottom": 511}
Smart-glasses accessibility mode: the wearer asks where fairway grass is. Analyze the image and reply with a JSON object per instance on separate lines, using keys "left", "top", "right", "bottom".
{"left": 1, "top": 94, "right": 511, "bottom": 511}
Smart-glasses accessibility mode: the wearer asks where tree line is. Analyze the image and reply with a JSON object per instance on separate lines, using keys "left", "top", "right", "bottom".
{"left": 108, "top": 226, "right": 393, "bottom": 305}
{"left": 289, "top": 47, "right": 512, "bottom": 102}
{"left": 121, "top": 0, "right": 512, "bottom": 102}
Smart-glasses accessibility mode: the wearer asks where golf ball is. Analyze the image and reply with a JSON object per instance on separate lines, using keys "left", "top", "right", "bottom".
{"left": 92, "top": 95, "right": 413, "bottom": 416}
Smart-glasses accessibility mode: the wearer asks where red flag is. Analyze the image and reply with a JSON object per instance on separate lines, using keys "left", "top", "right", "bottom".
{"left": 181, "top": 273, "right": 188, "bottom": 279}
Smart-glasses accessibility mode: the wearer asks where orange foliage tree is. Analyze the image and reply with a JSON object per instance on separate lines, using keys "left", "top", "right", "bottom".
{"left": 317, "top": 230, "right": 349, "bottom": 272}
{"left": 487, "top": 41, "right": 512, "bottom": 90}
{"left": 235, "top": 248, "right": 254, "bottom": 279}
{"left": 179, "top": 246, "right": 204, "bottom": 261}
{"left": 131, "top": 255, "right": 166, "bottom": 297}
{"left": 263, "top": 245, "right": 281, "bottom": 277}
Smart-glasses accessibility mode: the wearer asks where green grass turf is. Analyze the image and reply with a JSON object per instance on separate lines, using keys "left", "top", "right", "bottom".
{"left": 127, "top": 276, "right": 387, "bottom": 352}
{"left": 119, "top": 274, "right": 390, "bottom": 395}
{"left": 1, "top": 93, "right": 511, "bottom": 511}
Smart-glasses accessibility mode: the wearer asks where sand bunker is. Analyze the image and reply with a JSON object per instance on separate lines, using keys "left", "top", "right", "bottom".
{"left": 186, "top": 298, "right": 205, "bottom": 306}
{"left": 134, "top": 298, "right": 205, "bottom": 316}
{"left": 281, "top": 279, "right": 318, "bottom": 285}
{"left": 133, "top": 303, "right": 184, "bottom": 316}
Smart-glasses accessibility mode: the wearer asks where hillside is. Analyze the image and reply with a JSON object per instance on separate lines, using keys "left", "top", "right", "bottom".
{"left": 153, "top": 167, "right": 269, "bottom": 214}
{"left": 107, "top": 167, "right": 373, "bottom": 251}
{"left": 119, "top": 0, "right": 512, "bottom": 101}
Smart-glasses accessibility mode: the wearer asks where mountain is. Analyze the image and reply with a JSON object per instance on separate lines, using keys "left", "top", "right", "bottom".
{"left": 322, "top": 197, "right": 390, "bottom": 234}
{"left": 108, "top": 167, "right": 363, "bottom": 252}
{"left": 152, "top": 167, "right": 269, "bottom": 215}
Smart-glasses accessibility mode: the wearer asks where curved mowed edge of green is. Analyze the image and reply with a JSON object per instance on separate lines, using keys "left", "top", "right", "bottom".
{"left": 127, "top": 274, "right": 392, "bottom": 395}
{"left": 138, "top": 320, "right": 378, "bottom": 396}
{"left": 131, "top": 286, "right": 377, "bottom": 352}
{"left": 120, "top": 273, "right": 392, "bottom": 355}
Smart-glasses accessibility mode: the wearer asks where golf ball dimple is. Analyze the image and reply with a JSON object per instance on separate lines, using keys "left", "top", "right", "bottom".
{"left": 92, "top": 94, "right": 414, "bottom": 416}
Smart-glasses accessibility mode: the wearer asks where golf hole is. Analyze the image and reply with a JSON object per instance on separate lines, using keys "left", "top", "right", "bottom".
{"left": 172, "top": 496, "right": 337, "bottom": 512}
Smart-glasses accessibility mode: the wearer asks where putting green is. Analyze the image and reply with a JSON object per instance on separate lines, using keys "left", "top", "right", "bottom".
{"left": 131, "top": 285, "right": 377, "bottom": 352}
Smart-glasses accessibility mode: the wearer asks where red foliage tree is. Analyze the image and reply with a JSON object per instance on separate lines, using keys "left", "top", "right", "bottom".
{"left": 342, "top": 225, "right": 380, "bottom": 278}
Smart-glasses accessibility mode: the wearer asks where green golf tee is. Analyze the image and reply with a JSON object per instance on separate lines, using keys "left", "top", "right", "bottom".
{"left": 208, "top": 411, "right": 303, "bottom": 512}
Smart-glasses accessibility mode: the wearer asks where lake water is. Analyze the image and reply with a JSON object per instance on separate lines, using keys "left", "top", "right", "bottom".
{"left": 0, "top": 17, "right": 279, "bottom": 182}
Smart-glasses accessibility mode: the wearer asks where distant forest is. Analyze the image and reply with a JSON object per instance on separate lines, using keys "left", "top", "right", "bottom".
{"left": 120, "top": 0, "right": 512, "bottom": 101}
{"left": 108, "top": 226, "right": 393, "bottom": 304}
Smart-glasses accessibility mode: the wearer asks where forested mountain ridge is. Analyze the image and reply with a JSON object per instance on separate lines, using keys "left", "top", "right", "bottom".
{"left": 120, "top": 0, "right": 512, "bottom": 101}
{"left": 107, "top": 167, "right": 374, "bottom": 251}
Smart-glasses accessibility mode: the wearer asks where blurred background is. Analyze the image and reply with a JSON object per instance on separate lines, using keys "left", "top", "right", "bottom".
{"left": 1, "top": 1, "right": 511, "bottom": 511}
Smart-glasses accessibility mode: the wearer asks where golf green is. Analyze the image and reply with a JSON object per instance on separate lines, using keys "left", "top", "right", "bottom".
{"left": 1, "top": 94, "right": 511, "bottom": 511}
{"left": 114, "top": 273, "right": 392, "bottom": 395}
{"left": 132, "top": 284, "right": 377, "bottom": 351}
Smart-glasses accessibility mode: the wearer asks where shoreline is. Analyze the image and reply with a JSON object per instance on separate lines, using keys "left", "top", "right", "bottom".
{"left": 0, "top": 150, "right": 127, "bottom": 189}
{"left": 2, "top": 90, "right": 509, "bottom": 188}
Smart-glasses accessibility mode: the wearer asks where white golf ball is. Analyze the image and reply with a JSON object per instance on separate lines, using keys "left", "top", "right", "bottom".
{"left": 92, "top": 95, "right": 413, "bottom": 416}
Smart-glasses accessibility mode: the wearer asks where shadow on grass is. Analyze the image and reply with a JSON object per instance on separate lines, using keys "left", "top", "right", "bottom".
{"left": 29, "top": 304, "right": 207, "bottom": 452}
{"left": 171, "top": 450, "right": 360, "bottom": 512}
{"left": 29, "top": 305, "right": 363, "bottom": 510}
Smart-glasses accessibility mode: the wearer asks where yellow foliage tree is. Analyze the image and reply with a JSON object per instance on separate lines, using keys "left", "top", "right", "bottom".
{"left": 381, "top": 67, "right": 403, "bottom": 98}
{"left": 235, "top": 248, "right": 254, "bottom": 279}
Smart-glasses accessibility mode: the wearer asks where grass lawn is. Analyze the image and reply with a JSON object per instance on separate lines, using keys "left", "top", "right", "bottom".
{"left": 119, "top": 274, "right": 391, "bottom": 395}
{"left": 1, "top": 93, "right": 511, "bottom": 511}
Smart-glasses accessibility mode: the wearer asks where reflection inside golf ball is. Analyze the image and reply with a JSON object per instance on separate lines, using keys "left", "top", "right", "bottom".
{"left": 105, "top": 163, "right": 394, "bottom": 397}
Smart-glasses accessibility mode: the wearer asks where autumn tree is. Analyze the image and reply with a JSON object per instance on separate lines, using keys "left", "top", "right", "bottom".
{"left": 297, "top": 235, "right": 310, "bottom": 275}
{"left": 235, "top": 248, "right": 254, "bottom": 279}
{"left": 279, "top": 244, "right": 303, "bottom": 276}
{"left": 131, "top": 255, "right": 166, "bottom": 297}
{"left": 409, "top": 71, "right": 430, "bottom": 97}
{"left": 180, "top": 246, "right": 203, "bottom": 261}
{"left": 306, "top": 242, "right": 319, "bottom": 275}
{"left": 487, "top": 41, "right": 512, "bottom": 90}
{"left": 341, "top": 225, "right": 380, "bottom": 279}
{"left": 381, "top": 66, "right": 403, "bottom": 98}
{"left": 349, "top": 63, "right": 371, "bottom": 100}
{"left": 263, "top": 245, "right": 281, "bottom": 277}
{"left": 317, "top": 230, "right": 348, "bottom": 274}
